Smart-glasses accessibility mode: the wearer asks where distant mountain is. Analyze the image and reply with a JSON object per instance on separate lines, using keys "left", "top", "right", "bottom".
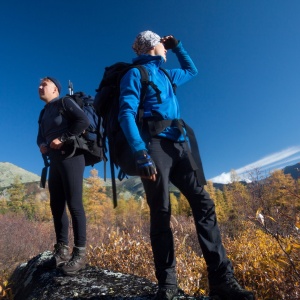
{"left": 0, "top": 162, "right": 40, "bottom": 188}
{"left": 114, "top": 163, "right": 300, "bottom": 194}
{"left": 210, "top": 163, "right": 300, "bottom": 190}
{"left": 116, "top": 176, "right": 182, "bottom": 197}
{"left": 1, "top": 161, "right": 300, "bottom": 194}
{"left": 116, "top": 176, "right": 144, "bottom": 195}
{"left": 283, "top": 162, "right": 300, "bottom": 180}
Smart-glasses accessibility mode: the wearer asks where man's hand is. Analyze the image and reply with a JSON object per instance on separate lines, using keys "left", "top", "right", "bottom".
{"left": 135, "top": 150, "right": 157, "bottom": 181}
{"left": 161, "top": 35, "right": 178, "bottom": 50}
{"left": 50, "top": 138, "right": 64, "bottom": 150}
{"left": 39, "top": 143, "right": 48, "bottom": 154}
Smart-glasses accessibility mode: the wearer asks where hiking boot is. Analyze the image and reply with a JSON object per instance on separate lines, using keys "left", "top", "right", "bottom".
{"left": 209, "top": 277, "right": 255, "bottom": 300}
{"left": 42, "top": 243, "right": 71, "bottom": 269}
{"left": 152, "top": 287, "right": 179, "bottom": 300}
{"left": 61, "top": 246, "right": 86, "bottom": 276}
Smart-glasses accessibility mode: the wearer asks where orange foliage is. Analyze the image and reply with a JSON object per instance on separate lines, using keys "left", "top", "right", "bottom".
{"left": 0, "top": 169, "right": 299, "bottom": 299}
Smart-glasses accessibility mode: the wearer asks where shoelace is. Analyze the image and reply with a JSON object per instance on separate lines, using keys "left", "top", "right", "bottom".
{"left": 53, "top": 246, "right": 60, "bottom": 254}
{"left": 65, "top": 255, "right": 81, "bottom": 266}
{"left": 226, "top": 277, "right": 243, "bottom": 291}
{"left": 53, "top": 247, "right": 67, "bottom": 258}
{"left": 53, "top": 243, "right": 67, "bottom": 255}
{"left": 156, "top": 288, "right": 178, "bottom": 299}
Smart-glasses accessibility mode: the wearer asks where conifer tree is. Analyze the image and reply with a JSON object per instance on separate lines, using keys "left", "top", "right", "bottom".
{"left": 262, "top": 170, "right": 297, "bottom": 236}
{"left": 214, "top": 188, "right": 228, "bottom": 224}
{"left": 7, "top": 176, "right": 26, "bottom": 213}
{"left": 178, "top": 193, "right": 191, "bottom": 217}
{"left": 84, "top": 169, "right": 114, "bottom": 225}
{"left": 170, "top": 193, "right": 179, "bottom": 215}
{"left": 0, "top": 195, "right": 8, "bottom": 214}
{"left": 140, "top": 195, "right": 150, "bottom": 222}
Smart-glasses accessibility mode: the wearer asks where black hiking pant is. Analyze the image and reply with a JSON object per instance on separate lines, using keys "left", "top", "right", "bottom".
{"left": 141, "top": 138, "right": 233, "bottom": 288}
{"left": 48, "top": 152, "right": 86, "bottom": 247}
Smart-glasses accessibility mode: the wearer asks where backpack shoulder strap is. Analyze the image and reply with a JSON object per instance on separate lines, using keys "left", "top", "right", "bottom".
{"left": 132, "top": 66, "right": 177, "bottom": 123}
{"left": 132, "top": 64, "right": 165, "bottom": 103}
{"left": 159, "top": 67, "right": 177, "bottom": 95}
{"left": 131, "top": 65, "right": 150, "bottom": 124}
{"left": 59, "top": 96, "right": 75, "bottom": 118}
{"left": 132, "top": 65, "right": 149, "bottom": 103}
{"left": 38, "top": 108, "right": 45, "bottom": 124}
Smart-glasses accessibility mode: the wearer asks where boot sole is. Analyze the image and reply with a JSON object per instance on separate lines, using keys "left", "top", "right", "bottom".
{"left": 62, "top": 269, "right": 83, "bottom": 276}
{"left": 61, "top": 265, "right": 86, "bottom": 276}
{"left": 57, "top": 261, "right": 68, "bottom": 268}
{"left": 209, "top": 295, "right": 254, "bottom": 300}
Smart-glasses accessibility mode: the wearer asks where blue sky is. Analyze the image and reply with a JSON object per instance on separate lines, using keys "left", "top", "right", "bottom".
{"left": 1, "top": 0, "right": 300, "bottom": 184}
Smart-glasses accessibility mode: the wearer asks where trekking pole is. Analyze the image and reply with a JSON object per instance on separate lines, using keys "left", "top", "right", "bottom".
{"left": 68, "top": 80, "right": 74, "bottom": 95}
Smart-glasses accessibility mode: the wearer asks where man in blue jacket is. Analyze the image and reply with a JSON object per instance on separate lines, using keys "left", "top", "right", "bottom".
{"left": 119, "top": 31, "right": 254, "bottom": 300}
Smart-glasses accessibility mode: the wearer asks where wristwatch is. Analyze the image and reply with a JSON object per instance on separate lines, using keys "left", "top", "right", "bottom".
{"left": 59, "top": 134, "right": 68, "bottom": 143}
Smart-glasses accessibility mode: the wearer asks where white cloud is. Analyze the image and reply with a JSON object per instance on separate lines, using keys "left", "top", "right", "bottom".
{"left": 209, "top": 146, "right": 300, "bottom": 184}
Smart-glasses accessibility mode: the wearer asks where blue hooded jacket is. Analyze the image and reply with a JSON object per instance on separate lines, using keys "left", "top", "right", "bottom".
{"left": 118, "top": 41, "right": 198, "bottom": 153}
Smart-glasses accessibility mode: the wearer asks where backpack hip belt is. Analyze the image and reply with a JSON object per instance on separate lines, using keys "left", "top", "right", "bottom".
{"left": 144, "top": 118, "right": 184, "bottom": 136}
{"left": 145, "top": 118, "right": 207, "bottom": 186}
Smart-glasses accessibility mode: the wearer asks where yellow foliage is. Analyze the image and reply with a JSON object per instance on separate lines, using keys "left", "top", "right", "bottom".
{"left": 88, "top": 228, "right": 155, "bottom": 280}
{"left": 222, "top": 222, "right": 300, "bottom": 299}
{"left": 0, "top": 276, "right": 13, "bottom": 300}
{"left": 86, "top": 218, "right": 300, "bottom": 299}
{"left": 170, "top": 193, "right": 179, "bottom": 215}
{"left": 1, "top": 168, "right": 299, "bottom": 299}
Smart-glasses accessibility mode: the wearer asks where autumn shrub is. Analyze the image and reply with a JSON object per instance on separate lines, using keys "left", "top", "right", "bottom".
{"left": 87, "top": 216, "right": 300, "bottom": 299}
{"left": 0, "top": 213, "right": 55, "bottom": 299}
{"left": 0, "top": 211, "right": 299, "bottom": 299}
{"left": 87, "top": 219, "right": 209, "bottom": 297}
{"left": 88, "top": 227, "right": 155, "bottom": 278}
{"left": 0, "top": 278, "right": 13, "bottom": 300}
{"left": 1, "top": 167, "right": 300, "bottom": 299}
{"left": 170, "top": 216, "right": 207, "bottom": 296}
{"left": 0, "top": 214, "right": 54, "bottom": 273}
{"left": 222, "top": 221, "right": 300, "bottom": 300}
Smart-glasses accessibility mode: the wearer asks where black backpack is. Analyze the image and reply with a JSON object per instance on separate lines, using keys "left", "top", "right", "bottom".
{"left": 39, "top": 87, "right": 106, "bottom": 188}
{"left": 60, "top": 90, "right": 106, "bottom": 167}
{"left": 94, "top": 62, "right": 175, "bottom": 207}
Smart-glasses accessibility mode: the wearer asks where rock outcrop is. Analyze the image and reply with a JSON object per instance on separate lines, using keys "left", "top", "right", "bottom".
{"left": 9, "top": 251, "right": 157, "bottom": 300}
{"left": 9, "top": 251, "right": 210, "bottom": 300}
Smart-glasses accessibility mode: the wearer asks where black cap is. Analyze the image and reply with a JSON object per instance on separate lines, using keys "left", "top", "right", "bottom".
{"left": 46, "top": 76, "right": 62, "bottom": 94}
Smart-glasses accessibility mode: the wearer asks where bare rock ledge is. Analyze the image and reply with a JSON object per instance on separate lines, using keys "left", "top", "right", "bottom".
{"left": 9, "top": 251, "right": 210, "bottom": 300}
